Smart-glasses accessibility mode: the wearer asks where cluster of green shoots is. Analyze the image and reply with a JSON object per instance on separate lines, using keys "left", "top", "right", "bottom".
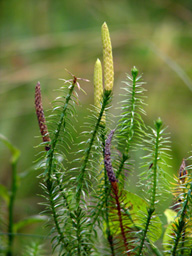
{"left": 0, "top": 22, "right": 192, "bottom": 256}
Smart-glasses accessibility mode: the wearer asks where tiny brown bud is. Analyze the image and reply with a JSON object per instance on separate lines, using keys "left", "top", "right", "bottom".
{"left": 178, "top": 159, "right": 188, "bottom": 184}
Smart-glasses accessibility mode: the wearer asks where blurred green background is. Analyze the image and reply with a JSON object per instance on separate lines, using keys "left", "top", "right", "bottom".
{"left": 1, "top": 0, "right": 192, "bottom": 254}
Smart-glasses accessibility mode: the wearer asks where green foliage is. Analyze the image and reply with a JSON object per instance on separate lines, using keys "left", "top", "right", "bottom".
{"left": 1, "top": 21, "right": 192, "bottom": 256}
{"left": 22, "top": 242, "right": 45, "bottom": 256}
{"left": 0, "top": 135, "right": 47, "bottom": 256}
{"left": 32, "top": 23, "right": 192, "bottom": 256}
{"left": 163, "top": 178, "right": 192, "bottom": 255}
{"left": 117, "top": 67, "right": 146, "bottom": 154}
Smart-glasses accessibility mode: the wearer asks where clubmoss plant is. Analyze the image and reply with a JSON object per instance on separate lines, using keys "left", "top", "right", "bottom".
{"left": 32, "top": 22, "right": 192, "bottom": 255}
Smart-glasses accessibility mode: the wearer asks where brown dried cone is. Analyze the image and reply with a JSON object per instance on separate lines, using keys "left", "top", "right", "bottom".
{"left": 35, "top": 82, "right": 51, "bottom": 151}
{"left": 104, "top": 129, "right": 117, "bottom": 184}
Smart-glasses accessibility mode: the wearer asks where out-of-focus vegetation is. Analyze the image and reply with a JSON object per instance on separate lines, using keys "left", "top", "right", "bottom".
{"left": 0, "top": 0, "right": 192, "bottom": 254}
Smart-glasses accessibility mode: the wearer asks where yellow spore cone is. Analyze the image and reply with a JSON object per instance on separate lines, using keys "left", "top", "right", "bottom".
{"left": 94, "top": 58, "right": 103, "bottom": 109}
{"left": 101, "top": 22, "right": 114, "bottom": 91}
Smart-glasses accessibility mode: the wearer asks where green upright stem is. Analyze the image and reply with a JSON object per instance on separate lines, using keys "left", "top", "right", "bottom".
{"left": 45, "top": 82, "right": 76, "bottom": 252}
{"left": 151, "top": 123, "right": 161, "bottom": 209}
{"left": 46, "top": 180, "right": 69, "bottom": 249}
{"left": 117, "top": 68, "right": 138, "bottom": 180}
{"left": 136, "top": 208, "right": 154, "bottom": 256}
{"left": 123, "top": 207, "right": 163, "bottom": 256}
{"left": 75, "top": 90, "right": 111, "bottom": 255}
{"left": 76, "top": 90, "right": 111, "bottom": 205}
{"left": 172, "top": 182, "right": 192, "bottom": 256}
{"left": 136, "top": 120, "right": 162, "bottom": 255}
{"left": 7, "top": 162, "right": 18, "bottom": 256}
{"left": 46, "top": 83, "right": 75, "bottom": 180}
{"left": 125, "top": 68, "right": 137, "bottom": 155}
{"left": 76, "top": 207, "right": 81, "bottom": 256}
{"left": 0, "top": 135, "right": 20, "bottom": 256}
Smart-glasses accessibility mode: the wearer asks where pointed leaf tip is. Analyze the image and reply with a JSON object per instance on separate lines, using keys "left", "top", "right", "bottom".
{"left": 155, "top": 117, "right": 162, "bottom": 129}
{"left": 131, "top": 66, "right": 138, "bottom": 78}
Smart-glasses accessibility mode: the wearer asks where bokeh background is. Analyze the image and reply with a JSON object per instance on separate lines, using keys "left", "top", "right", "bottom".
{"left": 1, "top": 0, "right": 192, "bottom": 254}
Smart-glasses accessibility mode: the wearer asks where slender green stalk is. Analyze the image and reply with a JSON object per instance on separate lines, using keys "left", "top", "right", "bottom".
{"left": 46, "top": 83, "right": 75, "bottom": 180}
{"left": 35, "top": 80, "right": 76, "bottom": 253}
{"left": 123, "top": 207, "right": 163, "bottom": 256}
{"left": 7, "top": 161, "right": 18, "bottom": 256}
{"left": 136, "top": 208, "right": 154, "bottom": 256}
{"left": 151, "top": 119, "right": 162, "bottom": 209}
{"left": 0, "top": 135, "right": 21, "bottom": 256}
{"left": 75, "top": 90, "right": 111, "bottom": 255}
{"left": 76, "top": 207, "right": 81, "bottom": 256}
{"left": 172, "top": 182, "right": 192, "bottom": 255}
{"left": 76, "top": 89, "right": 111, "bottom": 205}
{"left": 136, "top": 119, "right": 162, "bottom": 255}
{"left": 55, "top": 173, "right": 71, "bottom": 213}
{"left": 46, "top": 180, "right": 69, "bottom": 249}
{"left": 125, "top": 67, "right": 138, "bottom": 155}
{"left": 44, "top": 83, "right": 76, "bottom": 252}
{"left": 116, "top": 67, "right": 143, "bottom": 180}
